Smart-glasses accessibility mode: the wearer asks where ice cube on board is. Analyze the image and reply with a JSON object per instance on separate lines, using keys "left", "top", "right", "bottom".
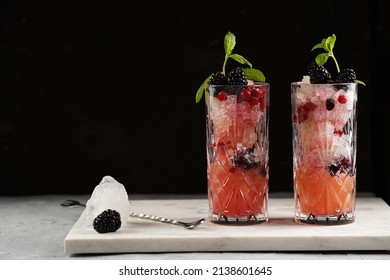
{"left": 85, "top": 176, "right": 131, "bottom": 226}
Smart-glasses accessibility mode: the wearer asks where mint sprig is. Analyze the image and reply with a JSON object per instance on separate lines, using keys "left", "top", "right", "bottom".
{"left": 311, "top": 33, "right": 365, "bottom": 86}
{"left": 311, "top": 33, "right": 340, "bottom": 73}
{"left": 195, "top": 31, "right": 266, "bottom": 103}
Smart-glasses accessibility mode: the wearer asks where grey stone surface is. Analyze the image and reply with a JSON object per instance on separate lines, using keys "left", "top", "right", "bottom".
{"left": 1, "top": 194, "right": 389, "bottom": 260}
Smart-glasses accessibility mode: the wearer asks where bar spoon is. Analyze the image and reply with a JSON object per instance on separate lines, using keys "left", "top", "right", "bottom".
{"left": 61, "top": 199, "right": 205, "bottom": 230}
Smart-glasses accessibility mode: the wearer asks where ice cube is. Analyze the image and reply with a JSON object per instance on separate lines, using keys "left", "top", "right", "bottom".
{"left": 85, "top": 175, "right": 131, "bottom": 226}
{"left": 301, "top": 75, "right": 311, "bottom": 84}
{"left": 332, "top": 135, "right": 351, "bottom": 161}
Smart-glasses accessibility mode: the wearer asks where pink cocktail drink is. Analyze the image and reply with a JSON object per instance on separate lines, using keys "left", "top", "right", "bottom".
{"left": 195, "top": 32, "right": 269, "bottom": 224}
{"left": 207, "top": 84, "right": 270, "bottom": 223}
{"left": 291, "top": 34, "right": 364, "bottom": 224}
{"left": 291, "top": 82, "right": 357, "bottom": 224}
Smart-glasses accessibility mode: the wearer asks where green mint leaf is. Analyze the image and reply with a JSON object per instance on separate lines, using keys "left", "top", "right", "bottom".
{"left": 312, "top": 34, "right": 339, "bottom": 71}
{"left": 196, "top": 32, "right": 266, "bottom": 104}
{"left": 355, "top": 79, "right": 366, "bottom": 86}
{"left": 310, "top": 34, "right": 363, "bottom": 82}
{"left": 229, "top": 54, "right": 252, "bottom": 68}
{"left": 325, "top": 34, "right": 336, "bottom": 52}
{"left": 321, "top": 38, "right": 329, "bottom": 51}
{"left": 315, "top": 53, "right": 329, "bottom": 66}
{"left": 224, "top": 32, "right": 236, "bottom": 56}
{"left": 243, "top": 68, "right": 266, "bottom": 82}
{"left": 312, "top": 34, "right": 336, "bottom": 53}
{"left": 311, "top": 43, "right": 324, "bottom": 51}
{"left": 195, "top": 87, "right": 204, "bottom": 104}
{"left": 195, "top": 75, "right": 211, "bottom": 103}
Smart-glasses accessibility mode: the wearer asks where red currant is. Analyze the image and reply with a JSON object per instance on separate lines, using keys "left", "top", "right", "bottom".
{"left": 251, "top": 87, "right": 266, "bottom": 98}
{"left": 334, "top": 129, "right": 343, "bottom": 136}
{"left": 217, "top": 91, "right": 228, "bottom": 101}
{"left": 338, "top": 95, "right": 347, "bottom": 104}
{"left": 241, "top": 87, "right": 252, "bottom": 101}
{"left": 250, "top": 97, "right": 260, "bottom": 105}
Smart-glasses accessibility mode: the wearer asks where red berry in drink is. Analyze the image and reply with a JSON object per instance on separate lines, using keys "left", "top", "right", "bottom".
{"left": 241, "top": 87, "right": 252, "bottom": 101}
{"left": 303, "top": 101, "right": 316, "bottom": 112}
{"left": 338, "top": 95, "right": 347, "bottom": 104}
{"left": 326, "top": 99, "right": 335, "bottom": 111}
{"left": 251, "top": 87, "right": 265, "bottom": 99}
{"left": 217, "top": 91, "right": 228, "bottom": 101}
{"left": 250, "top": 97, "right": 260, "bottom": 105}
{"left": 334, "top": 129, "right": 343, "bottom": 136}
{"left": 296, "top": 101, "right": 316, "bottom": 123}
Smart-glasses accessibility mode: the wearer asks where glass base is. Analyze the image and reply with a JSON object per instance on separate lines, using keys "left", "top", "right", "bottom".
{"left": 295, "top": 212, "right": 355, "bottom": 225}
{"left": 209, "top": 212, "right": 268, "bottom": 224}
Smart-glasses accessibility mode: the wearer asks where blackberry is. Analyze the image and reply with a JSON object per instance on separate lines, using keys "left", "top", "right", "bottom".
{"left": 307, "top": 62, "right": 331, "bottom": 84}
{"left": 329, "top": 157, "right": 353, "bottom": 176}
{"left": 335, "top": 68, "right": 356, "bottom": 83}
{"left": 227, "top": 67, "right": 248, "bottom": 85}
{"left": 234, "top": 148, "right": 259, "bottom": 170}
{"left": 329, "top": 164, "right": 340, "bottom": 176}
{"left": 326, "top": 99, "right": 335, "bottom": 111}
{"left": 93, "top": 209, "right": 122, "bottom": 233}
{"left": 210, "top": 71, "right": 227, "bottom": 85}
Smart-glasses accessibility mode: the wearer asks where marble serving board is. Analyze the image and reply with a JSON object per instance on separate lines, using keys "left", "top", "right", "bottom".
{"left": 64, "top": 197, "right": 390, "bottom": 254}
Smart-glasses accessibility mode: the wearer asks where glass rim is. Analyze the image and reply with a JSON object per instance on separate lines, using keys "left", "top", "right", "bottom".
{"left": 208, "top": 82, "right": 270, "bottom": 87}
{"left": 291, "top": 81, "right": 357, "bottom": 86}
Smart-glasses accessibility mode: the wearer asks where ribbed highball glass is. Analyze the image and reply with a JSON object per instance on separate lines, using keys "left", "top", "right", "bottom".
{"left": 291, "top": 82, "right": 357, "bottom": 224}
{"left": 205, "top": 83, "right": 270, "bottom": 224}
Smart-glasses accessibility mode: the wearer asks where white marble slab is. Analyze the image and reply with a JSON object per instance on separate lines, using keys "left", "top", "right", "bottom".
{"left": 64, "top": 197, "right": 390, "bottom": 254}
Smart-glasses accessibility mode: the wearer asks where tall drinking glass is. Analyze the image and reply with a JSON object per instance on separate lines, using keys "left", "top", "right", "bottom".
{"left": 206, "top": 83, "right": 270, "bottom": 224}
{"left": 291, "top": 82, "right": 357, "bottom": 224}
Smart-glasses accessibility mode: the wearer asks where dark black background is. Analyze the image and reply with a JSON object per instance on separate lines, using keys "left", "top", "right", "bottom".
{"left": 1, "top": 0, "right": 389, "bottom": 204}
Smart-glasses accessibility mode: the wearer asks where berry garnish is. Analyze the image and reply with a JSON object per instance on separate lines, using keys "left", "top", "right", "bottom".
{"left": 310, "top": 34, "right": 365, "bottom": 86}
{"left": 240, "top": 86, "right": 267, "bottom": 108}
{"left": 93, "top": 209, "right": 122, "bottom": 234}
{"left": 250, "top": 97, "right": 260, "bottom": 106}
{"left": 335, "top": 68, "right": 357, "bottom": 83}
{"left": 217, "top": 91, "right": 228, "bottom": 101}
{"left": 234, "top": 148, "right": 259, "bottom": 170}
{"left": 210, "top": 71, "right": 227, "bottom": 85}
{"left": 295, "top": 101, "right": 316, "bottom": 123}
{"left": 227, "top": 67, "right": 248, "bottom": 85}
{"left": 195, "top": 32, "right": 266, "bottom": 103}
{"left": 251, "top": 87, "right": 266, "bottom": 98}
{"left": 329, "top": 157, "right": 353, "bottom": 176}
{"left": 307, "top": 62, "right": 332, "bottom": 84}
{"left": 334, "top": 129, "right": 343, "bottom": 137}
{"left": 241, "top": 87, "right": 252, "bottom": 100}
{"left": 326, "top": 99, "right": 335, "bottom": 111}
{"left": 338, "top": 95, "right": 348, "bottom": 104}
{"left": 233, "top": 149, "right": 267, "bottom": 176}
